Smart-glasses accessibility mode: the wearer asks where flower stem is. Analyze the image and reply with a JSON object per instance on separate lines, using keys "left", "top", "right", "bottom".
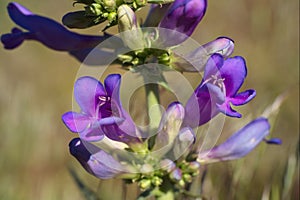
{"left": 145, "top": 83, "right": 162, "bottom": 132}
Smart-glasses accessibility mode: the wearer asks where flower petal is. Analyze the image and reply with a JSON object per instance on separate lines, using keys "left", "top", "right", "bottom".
{"left": 173, "top": 127, "right": 195, "bottom": 159}
{"left": 219, "top": 56, "right": 247, "bottom": 96}
{"left": 62, "top": 111, "right": 90, "bottom": 133}
{"left": 197, "top": 117, "right": 270, "bottom": 163}
{"left": 1, "top": 28, "right": 28, "bottom": 49}
{"left": 79, "top": 121, "right": 104, "bottom": 142}
{"left": 74, "top": 76, "right": 106, "bottom": 116}
{"left": 231, "top": 89, "right": 256, "bottom": 106}
{"left": 104, "top": 74, "right": 121, "bottom": 98}
{"left": 153, "top": 102, "right": 185, "bottom": 152}
{"left": 184, "top": 83, "right": 224, "bottom": 127}
{"left": 202, "top": 54, "right": 224, "bottom": 80}
{"left": 217, "top": 102, "right": 242, "bottom": 118}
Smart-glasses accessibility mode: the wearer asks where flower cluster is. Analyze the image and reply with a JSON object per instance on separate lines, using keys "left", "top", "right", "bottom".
{"left": 1, "top": 1, "right": 281, "bottom": 199}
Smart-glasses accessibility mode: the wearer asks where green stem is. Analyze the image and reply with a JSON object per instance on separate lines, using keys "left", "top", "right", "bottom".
{"left": 145, "top": 83, "right": 162, "bottom": 132}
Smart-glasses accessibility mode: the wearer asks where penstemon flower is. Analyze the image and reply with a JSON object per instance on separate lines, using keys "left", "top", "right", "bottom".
{"left": 62, "top": 74, "right": 142, "bottom": 145}
{"left": 184, "top": 53, "right": 256, "bottom": 127}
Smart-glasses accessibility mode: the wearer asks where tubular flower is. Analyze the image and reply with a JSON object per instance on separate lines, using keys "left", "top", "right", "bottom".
{"left": 69, "top": 138, "right": 133, "bottom": 179}
{"left": 158, "top": 0, "right": 207, "bottom": 46}
{"left": 171, "top": 37, "right": 235, "bottom": 72}
{"left": 197, "top": 118, "right": 275, "bottom": 163}
{"left": 62, "top": 74, "right": 141, "bottom": 144}
{"left": 184, "top": 54, "right": 256, "bottom": 127}
{"left": 1, "top": 2, "right": 108, "bottom": 58}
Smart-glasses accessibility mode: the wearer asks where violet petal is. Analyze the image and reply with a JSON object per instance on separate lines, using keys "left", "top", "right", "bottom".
{"left": 198, "top": 118, "right": 270, "bottom": 163}
{"left": 62, "top": 111, "right": 91, "bottom": 133}
{"left": 74, "top": 76, "right": 106, "bottom": 116}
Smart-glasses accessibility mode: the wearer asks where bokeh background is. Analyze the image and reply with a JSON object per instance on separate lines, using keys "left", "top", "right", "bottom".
{"left": 0, "top": 0, "right": 298, "bottom": 199}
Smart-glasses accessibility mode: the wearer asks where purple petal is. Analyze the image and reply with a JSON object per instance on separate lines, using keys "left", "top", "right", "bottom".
{"left": 202, "top": 37, "right": 235, "bottom": 58}
{"left": 184, "top": 83, "right": 224, "bottom": 127}
{"left": 264, "top": 138, "right": 282, "bottom": 145}
{"left": 231, "top": 89, "right": 256, "bottom": 106}
{"left": 104, "top": 74, "right": 121, "bottom": 98}
{"left": 62, "top": 111, "right": 91, "bottom": 133}
{"left": 202, "top": 54, "right": 224, "bottom": 80}
{"left": 217, "top": 102, "right": 242, "bottom": 118}
{"left": 219, "top": 56, "right": 247, "bottom": 97}
{"left": 88, "top": 151, "right": 127, "bottom": 179}
{"left": 74, "top": 77, "right": 106, "bottom": 116}
{"left": 79, "top": 121, "right": 104, "bottom": 142}
{"left": 1, "top": 28, "right": 27, "bottom": 49}
{"left": 198, "top": 118, "right": 270, "bottom": 163}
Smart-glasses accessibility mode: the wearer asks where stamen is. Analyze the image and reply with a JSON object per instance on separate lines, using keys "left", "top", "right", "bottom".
{"left": 96, "top": 95, "right": 111, "bottom": 118}
{"left": 201, "top": 74, "right": 226, "bottom": 96}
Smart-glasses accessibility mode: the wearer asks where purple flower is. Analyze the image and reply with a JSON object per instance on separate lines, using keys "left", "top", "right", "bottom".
{"left": 197, "top": 118, "right": 272, "bottom": 163}
{"left": 158, "top": 0, "right": 207, "bottom": 46}
{"left": 62, "top": 74, "right": 141, "bottom": 144}
{"left": 1, "top": 3, "right": 108, "bottom": 60}
{"left": 184, "top": 54, "right": 256, "bottom": 127}
{"left": 69, "top": 138, "right": 131, "bottom": 179}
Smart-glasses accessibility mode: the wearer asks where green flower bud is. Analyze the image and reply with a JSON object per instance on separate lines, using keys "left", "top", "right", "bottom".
{"left": 151, "top": 176, "right": 163, "bottom": 186}
{"left": 183, "top": 173, "right": 192, "bottom": 183}
{"left": 139, "top": 179, "right": 152, "bottom": 190}
{"left": 103, "top": 0, "right": 116, "bottom": 11}
{"left": 117, "top": 5, "right": 145, "bottom": 49}
{"left": 135, "top": 0, "right": 147, "bottom": 6}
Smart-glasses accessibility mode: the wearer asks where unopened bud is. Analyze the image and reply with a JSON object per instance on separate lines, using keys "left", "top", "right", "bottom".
{"left": 117, "top": 5, "right": 145, "bottom": 49}
{"left": 139, "top": 179, "right": 152, "bottom": 190}
{"left": 170, "top": 168, "right": 182, "bottom": 181}
{"left": 152, "top": 176, "right": 163, "bottom": 186}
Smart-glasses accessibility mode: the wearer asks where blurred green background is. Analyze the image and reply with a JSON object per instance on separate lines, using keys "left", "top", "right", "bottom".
{"left": 0, "top": 0, "right": 298, "bottom": 199}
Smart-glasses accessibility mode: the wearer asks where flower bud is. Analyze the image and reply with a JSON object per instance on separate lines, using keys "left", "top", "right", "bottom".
{"left": 152, "top": 103, "right": 185, "bottom": 155}
{"left": 170, "top": 168, "right": 182, "bottom": 181}
{"left": 117, "top": 5, "right": 145, "bottom": 49}
{"left": 158, "top": 0, "right": 207, "bottom": 46}
{"left": 152, "top": 176, "right": 163, "bottom": 186}
{"left": 160, "top": 159, "right": 176, "bottom": 172}
{"left": 139, "top": 179, "right": 152, "bottom": 190}
{"left": 102, "top": 0, "right": 117, "bottom": 12}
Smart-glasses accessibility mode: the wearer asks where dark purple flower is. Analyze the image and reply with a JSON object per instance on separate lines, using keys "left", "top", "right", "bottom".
{"left": 1, "top": 3, "right": 108, "bottom": 58}
{"left": 62, "top": 74, "right": 141, "bottom": 144}
{"left": 184, "top": 54, "right": 256, "bottom": 127}
{"left": 158, "top": 0, "right": 207, "bottom": 46}
{"left": 69, "top": 138, "right": 131, "bottom": 179}
{"left": 197, "top": 118, "right": 271, "bottom": 163}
